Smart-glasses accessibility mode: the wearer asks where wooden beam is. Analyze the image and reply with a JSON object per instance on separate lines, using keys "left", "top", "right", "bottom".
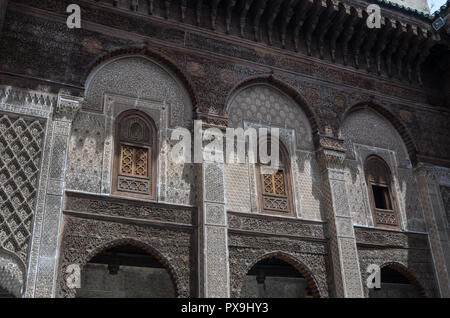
{"left": 252, "top": 0, "right": 268, "bottom": 41}
{"left": 225, "top": 0, "right": 238, "bottom": 34}
{"left": 329, "top": 3, "right": 349, "bottom": 62}
{"left": 316, "top": 0, "right": 339, "bottom": 59}
{"left": 266, "top": 0, "right": 284, "bottom": 45}
{"left": 280, "top": 0, "right": 299, "bottom": 48}
{"left": 239, "top": 0, "right": 255, "bottom": 37}
{"left": 293, "top": 0, "right": 314, "bottom": 52}
{"left": 0, "top": 0, "right": 7, "bottom": 36}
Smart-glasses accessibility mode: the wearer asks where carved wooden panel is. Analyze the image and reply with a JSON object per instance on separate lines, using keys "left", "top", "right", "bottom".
{"left": 119, "top": 144, "right": 149, "bottom": 178}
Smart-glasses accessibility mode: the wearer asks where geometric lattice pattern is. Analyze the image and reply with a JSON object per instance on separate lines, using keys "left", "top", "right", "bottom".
{"left": 0, "top": 114, "right": 45, "bottom": 263}
{"left": 261, "top": 170, "right": 289, "bottom": 213}
{"left": 263, "top": 171, "right": 286, "bottom": 195}
{"left": 119, "top": 145, "right": 148, "bottom": 177}
{"left": 262, "top": 196, "right": 289, "bottom": 212}
{"left": 117, "top": 176, "right": 150, "bottom": 195}
{"left": 374, "top": 210, "right": 398, "bottom": 226}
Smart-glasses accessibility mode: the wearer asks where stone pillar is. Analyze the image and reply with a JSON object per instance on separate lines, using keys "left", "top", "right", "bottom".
{"left": 26, "top": 94, "right": 82, "bottom": 297}
{"left": 196, "top": 116, "right": 230, "bottom": 298}
{"left": 415, "top": 164, "right": 450, "bottom": 298}
{"left": 318, "top": 136, "right": 364, "bottom": 298}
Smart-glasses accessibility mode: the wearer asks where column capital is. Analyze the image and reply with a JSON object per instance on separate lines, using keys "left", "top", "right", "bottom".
{"left": 54, "top": 94, "right": 83, "bottom": 121}
{"left": 317, "top": 135, "right": 347, "bottom": 170}
{"left": 415, "top": 162, "right": 450, "bottom": 184}
{"left": 195, "top": 112, "right": 228, "bottom": 130}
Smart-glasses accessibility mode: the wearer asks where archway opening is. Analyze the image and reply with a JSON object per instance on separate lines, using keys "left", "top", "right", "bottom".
{"left": 369, "top": 266, "right": 425, "bottom": 298}
{"left": 76, "top": 244, "right": 175, "bottom": 298}
{"left": 241, "top": 258, "right": 314, "bottom": 298}
{"left": 0, "top": 286, "right": 15, "bottom": 298}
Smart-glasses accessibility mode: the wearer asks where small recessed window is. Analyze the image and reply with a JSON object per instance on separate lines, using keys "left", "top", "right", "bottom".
{"left": 365, "top": 156, "right": 398, "bottom": 228}
{"left": 372, "top": 185, "right": 392, "bottom": 210}
{"left": 257, "top": 140, "right": 293, "bottom": 215}
{"left": 113, "top": 110, "right": 157, "bottom": 199}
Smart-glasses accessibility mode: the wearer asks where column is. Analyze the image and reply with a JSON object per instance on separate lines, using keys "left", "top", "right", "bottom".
{"left": 196, "top": 115, "right": 230, "bottom": 298}
{"left": 318, "top": 135, "right": 365, "bottom": 298}
{"left": 28, "top": 94, "right": 82, "bottom": 297}
{"left": 415, "top": 163, "right": 450, "bottom": 298}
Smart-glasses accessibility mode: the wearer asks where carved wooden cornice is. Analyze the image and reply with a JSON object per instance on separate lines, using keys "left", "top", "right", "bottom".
{"left": 65, "top": 0, "right": 438, "bottom": 84}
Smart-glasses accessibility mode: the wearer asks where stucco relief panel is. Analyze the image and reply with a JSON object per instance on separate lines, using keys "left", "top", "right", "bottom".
{"left": 225, "top": 85, "right": 322, "bottom": 221}
{"left": 342, "top": 109, "right": 424, "bottom": 231}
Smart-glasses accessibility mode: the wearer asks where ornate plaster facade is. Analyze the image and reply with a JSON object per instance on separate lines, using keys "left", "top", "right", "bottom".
{"left": 0, "top": 0, "right": 449, "bottom": 298}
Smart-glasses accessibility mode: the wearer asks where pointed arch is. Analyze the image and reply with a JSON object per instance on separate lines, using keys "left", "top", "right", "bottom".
{"left": 379, "top": 262, "right": 427, "bottom": 297}
{"left": 226, "top": 74, "right": 319, "bottom": 135}
{"left": 84, "top": 47, "right": 198, "bottom": 110}
{"left": 342, "top": 101, "right": 417, "bottom": 165}
{"left": 0, "top": 267, "right": 22, "bottom": 298}
{"left": 241, "top": 251, "right": 321, "bottom": 298}
{"left": 78, "top": 238, "right": 181, "bottom": 298}
{"left": 0, "top": 249, "right": 25, "bottom": 298}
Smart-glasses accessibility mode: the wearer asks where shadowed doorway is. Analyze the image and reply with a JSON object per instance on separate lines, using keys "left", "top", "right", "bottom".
{"left": 0, "top": 286, "right": 14, "bottom": 298}
{"left": 76, "top": 244, "right": 175, "bottom": 298}
{"left": 241, "top": 257, "right": 315, "bottom": 298}
{"left": 369, "top": 265, "right": 425, "bottom": 298}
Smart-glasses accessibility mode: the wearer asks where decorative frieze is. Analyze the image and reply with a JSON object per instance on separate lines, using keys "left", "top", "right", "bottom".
{"left": 227, "top": 212, "right": 326, "bottom": 240}
{"left": 0, "top": 85, "right": 55, "bottom": 118}
{"left": 354, "top": 226, "right": 429, "bottom": 249}
{"left": 64, "top": 191, "right": 195, "bottom": 226}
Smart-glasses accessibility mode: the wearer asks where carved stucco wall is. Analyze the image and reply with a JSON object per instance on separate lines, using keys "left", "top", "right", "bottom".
{"left": 0, "top": 113, "right": 45, "bottom": 264}
{"left": 355, "top": 227, "right": 438, "bottom": 297}
{"left": 0, "top": 85, "right": 57, "bottom": 297}
{"left": 225, "top": 84, "right": 324, "bottom": 221}
{"left": 84, "top": 56, "right": 192, "bottom": 128}
{"left": 65, "top": 56, "right": 197, "bottom": 206}
{"left": 227, "top": 213, "right": 330, "bottom": 298}
{"left": 57, "top": 215, "right": 195, "bottom": 298}
{"left": 57, "top": 192, "right": 197, "bottom": 298}
{"left": 342, "top": 108, "right": 426, "bottom": 232}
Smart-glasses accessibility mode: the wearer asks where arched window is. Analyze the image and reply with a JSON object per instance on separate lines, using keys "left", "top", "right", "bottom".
{"left": 257, "top": 140, "right": 293, "bottom": 215}
{"left": 112, "top": 110, "right": 157, "bottom": 199}
{"left": 365, "top": 156, "right": 398, "bottom": 228}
